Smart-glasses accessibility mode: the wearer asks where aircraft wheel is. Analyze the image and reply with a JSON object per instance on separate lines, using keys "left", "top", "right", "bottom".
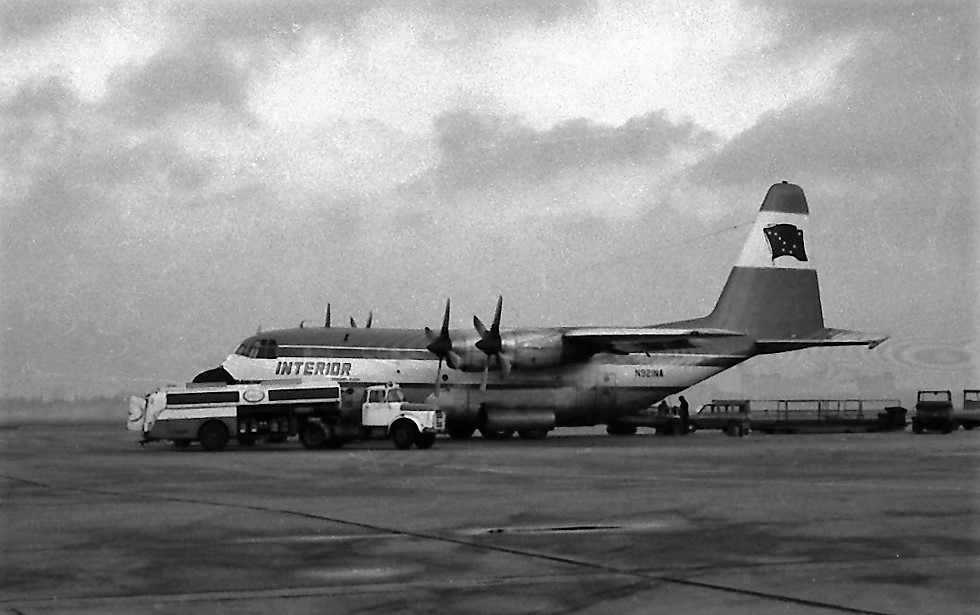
{"left": 606, "top": 423, "right": 637, "bottom": 436}
{"left": 391, "top": 420, "right": 417, "bottom": 450}
{"left": 238, "top": 435, "right": 256, "bottom": 447}
{"left": 300, "top": 422, "right": 327, "bottom": 449}
{"left": 479, "top": 427, "right": 514, "bottom": 440}
{"left": 517, "top": 428, "right": 549, "bottom": 440}
{"left": 447, "top": 423, "right": 476, "bottom": 439}
{"left": 173, "top": 439, "right": 191, "bottom": 449}
{"left": 415, "top": 432, "right": 437, "bottom": 449}
{"left": 198, "top": 421, "right": 229, "bottom": 452}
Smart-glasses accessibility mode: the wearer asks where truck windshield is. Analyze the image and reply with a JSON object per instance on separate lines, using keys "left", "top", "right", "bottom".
{"left": 386, "top": 389, "right": 405, "bottom": 403}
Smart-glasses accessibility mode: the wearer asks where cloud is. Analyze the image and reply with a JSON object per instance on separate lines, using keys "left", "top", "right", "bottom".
{"left": 0, "top": 0, "right": 99, "bottom": 42}
{"left": 430, "top": 109, "right": 714, "bottom": 190}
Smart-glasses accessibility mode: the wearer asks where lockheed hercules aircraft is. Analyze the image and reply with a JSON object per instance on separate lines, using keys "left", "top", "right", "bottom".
{"left": 193, "top": 182, "right": 887, "bottom": 439}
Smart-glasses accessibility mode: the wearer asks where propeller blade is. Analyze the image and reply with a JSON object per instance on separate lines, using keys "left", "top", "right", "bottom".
{"left": 426, "top": 298, "right": 459, "bottom": 370}
{"left": 474, "top": 295, "right": 506, "bottom": 378}
{"left": 473, "top": 315, "right": 487, "bottom": 338}
{"left": 490, "top": 295, "right": 502, "bottom": 333}
{"left": 325, "top": 303, "right": 331, "bottom": 328}
{"left": 498, "top": 353, "right": 512, "bottom": 379}
{"left": 350, "top": 317, "right": 357, "bottom": 327}
{"left": 366, "top": 311, "right": 373, "bottom": 328}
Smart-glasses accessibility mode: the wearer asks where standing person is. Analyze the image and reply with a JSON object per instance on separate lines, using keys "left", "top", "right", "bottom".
{"left": 657, "top": 400, "right": 669, "bottom": 416}
{"left": 678, "top": 395, "right": 690, "bottom": 434}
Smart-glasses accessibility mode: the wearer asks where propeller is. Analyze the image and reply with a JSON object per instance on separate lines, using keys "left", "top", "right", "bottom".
{"left": 474, "top": 295, "right": 511, "bottom": 390}
{"left": 351, "top": 311, "right": 374, "bottom": 328}
{"left": 425, "top": 299, "right": 461, "bottom": 394}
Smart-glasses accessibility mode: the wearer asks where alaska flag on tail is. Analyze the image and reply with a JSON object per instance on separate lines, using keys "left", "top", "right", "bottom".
{"left": 763, "top": 223, "right": 808, "bottom": 262}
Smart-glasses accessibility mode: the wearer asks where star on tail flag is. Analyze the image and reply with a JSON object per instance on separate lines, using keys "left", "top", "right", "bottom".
{"left": 763, "top": 224, "right": 808, "bottom": 262}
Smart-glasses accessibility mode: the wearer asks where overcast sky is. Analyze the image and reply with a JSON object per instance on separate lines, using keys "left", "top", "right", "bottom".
{"left": 1, "top": 0, "right": 976, "bottom": 401}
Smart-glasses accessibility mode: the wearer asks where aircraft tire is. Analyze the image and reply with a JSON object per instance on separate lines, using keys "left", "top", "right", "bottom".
{"left": 415, "top": 432, "right": 437, "bottom": 449}
{"left": 391, "top": 420, "right": 417, "bottom": 450}
{"left": 300, "top": 422, "right": 327, "bottom": 449}
{"left": 517, "top": 428, "right": 549, "bottom": 440}
{"left": 173, "top": 439, "right": 191, "bottom": 449}
{"left": 606, "top": 423, "right": 637, "bottom": 436}
{"left": 447, "top": 423, "right": 476, "bottom": 439}
{"left": 479, "top": 427, "right": 514, "bottom": 440}
{"left": 198, "top": 421, "right": 229, "bottom": 452}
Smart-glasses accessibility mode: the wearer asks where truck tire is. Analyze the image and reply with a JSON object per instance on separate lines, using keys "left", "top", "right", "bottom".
{"left": 391, "top": 420, "right": 417, "bottom": 450}
{"left": 415, "top": 432, "right": 436, "bottom": 450}
{"left": 300, "top": 422, "right": 327, "bottom": 449}
{"left": 447, "top": 423, "right": 476, "bottom": 439}
{"left": 199, "top": 421, "right": 229, "bottom": 452}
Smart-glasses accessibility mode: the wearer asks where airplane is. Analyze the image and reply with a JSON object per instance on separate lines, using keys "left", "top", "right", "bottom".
{"left": 192, "top": 181, "right": 888, "bottom": 439}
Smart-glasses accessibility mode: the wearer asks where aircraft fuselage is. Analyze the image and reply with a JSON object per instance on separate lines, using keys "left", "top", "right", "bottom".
{"left": 219, "top": 327, "right": 755, "bottom": 427}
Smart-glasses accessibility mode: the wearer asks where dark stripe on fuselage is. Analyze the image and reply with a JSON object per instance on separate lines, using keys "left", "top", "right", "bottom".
{"left": 277, "top": 345, "right": 432, "bottom": 360}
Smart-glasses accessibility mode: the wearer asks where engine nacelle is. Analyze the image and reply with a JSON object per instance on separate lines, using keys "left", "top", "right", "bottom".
{"left": 456, "top": 329, "right": 579, "bottom": 372}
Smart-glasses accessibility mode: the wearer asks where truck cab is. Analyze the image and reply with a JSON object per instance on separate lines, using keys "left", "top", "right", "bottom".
{"left": 691, "top": 400, "right": 751, "bottom": 436}
{"left": 957, "top": 389, "right": 980, "bottom": 430}
{"left": 912, "top": 390, "right": 956, "bottom": 434}
{"left": 359, "top": 383, "right": 445, "bottom": 449}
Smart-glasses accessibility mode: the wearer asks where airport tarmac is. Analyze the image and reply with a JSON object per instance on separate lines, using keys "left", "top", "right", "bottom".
{"left": 1, "top": 421, "right": 977, "bottom": 614}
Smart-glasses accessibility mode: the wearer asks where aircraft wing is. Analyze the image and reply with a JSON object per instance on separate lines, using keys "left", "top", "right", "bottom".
{"left": 755, "top": 328, "right": 890, "bottom": 353}
{"left": 563, "top": 327, "right": 745, "bottom": 354}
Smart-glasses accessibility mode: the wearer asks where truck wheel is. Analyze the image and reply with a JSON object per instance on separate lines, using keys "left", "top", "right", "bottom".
{"left": 415, "top": 432, "right": 437, "bottom": 450}
{"left": 391, "top": 420, "right": 417, "bottom": 450}
{"left": 198, "top": 421, "right": 229, "bottom": 452}
{"left": 447, "top": 423, "right": 476, "bottom": 439}
{"left": 300, "top": 423, "right": 327, "bottom": 449}
{"left": 325, "top": 427, "right": 345, "bottom": 449}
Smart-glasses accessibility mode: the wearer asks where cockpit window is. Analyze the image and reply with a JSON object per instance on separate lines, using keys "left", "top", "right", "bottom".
{"left": 236, "top": 339, "right": 278, "bottom": 359}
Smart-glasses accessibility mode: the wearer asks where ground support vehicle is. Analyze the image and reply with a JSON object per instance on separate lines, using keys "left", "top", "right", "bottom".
{"left": 748, "top": 398, "right": 907, "bottom": 434}
{"left": 955, "top": 389, "right": 980, "bottom": 430}
{"left": 128, "top": 380, "right": 444, "bottom": 451}
{"left": 690, "top": 400, "right": 752, "bottom": 436}
{"left": 911, "top": 390, "right": 957, "bottom": 434}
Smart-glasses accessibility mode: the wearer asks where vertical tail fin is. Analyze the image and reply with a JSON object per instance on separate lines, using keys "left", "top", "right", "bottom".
{"left": 702, "top": 182, "right": 825, "bottom": 339}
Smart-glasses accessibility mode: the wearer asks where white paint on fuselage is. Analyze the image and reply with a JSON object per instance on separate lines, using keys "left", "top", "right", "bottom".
{"left": 220, "top": 352, "right": 744, "bottom": 424}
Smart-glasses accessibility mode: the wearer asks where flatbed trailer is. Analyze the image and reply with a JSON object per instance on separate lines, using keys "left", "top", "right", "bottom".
{"left": 746, "top": 399, "right": 907, "bottom": 434}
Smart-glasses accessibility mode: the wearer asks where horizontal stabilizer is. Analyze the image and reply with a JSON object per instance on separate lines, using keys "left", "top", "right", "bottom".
{"left": 756, "top": 328, "right": 889, "bottom": 354}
